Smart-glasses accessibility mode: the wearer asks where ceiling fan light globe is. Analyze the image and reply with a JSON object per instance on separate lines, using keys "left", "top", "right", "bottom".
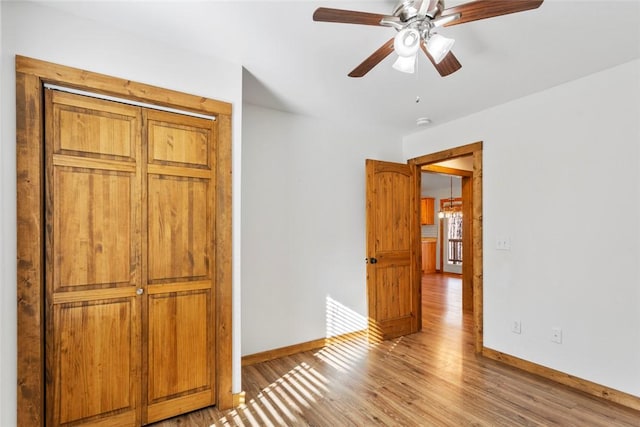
{"left": 394, "top": 28, "right": 421, "bottom": 57}
{"left": 392, "top": 54, "right": 417, "bottom": 73}
{"left": 426, "top": 33, "right": 455, "bottom": 64}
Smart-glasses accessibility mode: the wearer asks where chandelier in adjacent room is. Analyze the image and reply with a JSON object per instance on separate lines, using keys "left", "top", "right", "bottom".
{"left": 438, "top": 176, "right": 462, "bottom": 219}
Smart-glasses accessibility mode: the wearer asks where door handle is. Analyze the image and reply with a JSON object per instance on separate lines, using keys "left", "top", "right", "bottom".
{"left": 368, "top": 257, "right": 378, "bottom": 264}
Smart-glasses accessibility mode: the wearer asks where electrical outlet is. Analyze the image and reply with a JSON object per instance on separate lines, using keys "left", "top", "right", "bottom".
{"left": 551, "top": 327, "right": 562, "bottom": 344}
{"left": 496, "top": 237, "right": 511, "bottom": 250}
{"left": 511, "top": 320, "right": 521, "bottom": 334}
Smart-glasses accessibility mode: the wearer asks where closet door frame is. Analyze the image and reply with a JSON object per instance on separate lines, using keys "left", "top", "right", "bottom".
{"left": 16, "top": 55, "right": 234, "bottom": 426}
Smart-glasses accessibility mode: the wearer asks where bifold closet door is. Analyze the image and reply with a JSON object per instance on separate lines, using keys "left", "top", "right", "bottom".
{"left": 45, "top": 89, "right": 217, "bottom": 426}
{"left": 45, "top": 90, "right": 143, "bottom": 426}
{"left": 144, "top": 109, "right": 217, "bottom": 424}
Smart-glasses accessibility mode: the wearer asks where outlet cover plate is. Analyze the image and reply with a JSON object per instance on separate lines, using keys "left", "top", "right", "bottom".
{"left": 496, "top": 237, "right": 511, "bottom": 250}
{"left": 512, "top": 320, "right": 521, "bottom": 334}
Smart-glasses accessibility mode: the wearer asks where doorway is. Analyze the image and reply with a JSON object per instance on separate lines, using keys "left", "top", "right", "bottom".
{"left": 409, "top": 141, "right": 483, "bottom": 352}
{"left": 421, "top": 174, "right": 463, "bottom": 275}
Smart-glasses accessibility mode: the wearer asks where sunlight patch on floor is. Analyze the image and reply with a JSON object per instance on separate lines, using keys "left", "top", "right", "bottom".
{"left": 211, "top": 279, "right": 463, "bottom": 426}
{"left": 212, "top": 362, "right": 329, "bottom": 427}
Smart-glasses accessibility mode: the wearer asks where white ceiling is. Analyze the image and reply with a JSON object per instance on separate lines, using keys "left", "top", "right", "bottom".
{"left": 35, "top": 0, "right": 640, "bottom": 136}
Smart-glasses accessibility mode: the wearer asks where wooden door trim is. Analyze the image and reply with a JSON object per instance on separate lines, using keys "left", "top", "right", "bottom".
{"left": 461, "top": 177, "right": 473, "bottom": 312}
{"left": 421, "top": 164, "right": 472, "bottom": 177}
{"left": 16, "top": 56, "right": 234, "bottom": 426}
{"left": 15, "top": 56, "right": 232, "bottom": 116}
{"left": 409, "top": 141, "right": 483, "bottom": 352}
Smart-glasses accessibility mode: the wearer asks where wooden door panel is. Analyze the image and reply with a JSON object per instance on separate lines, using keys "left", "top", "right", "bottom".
{"left": 147, "top": 109, "right": 212, "bottom": 168}
{"left": 53, "top": 90, "right": 138, "bottom": 159}
{"left": 366, "top": 160, "right": 420, "bottom": 340}
{"left": 147, "top": 176, "right": 210, "bottom": 282}
{"left": 375, "top": 263, "right": 412, "bottom": 320}
{"left": 54, "top": 167, "right": 133, "bottom": 289}
{"left": 147, "top": 290, "right": 213, "bottom": 420}
{"left": 374, "top": 170, "right": 411, "bottom": 251}
{"left": 52, "top": 298, "right": 138, "bottom": 425}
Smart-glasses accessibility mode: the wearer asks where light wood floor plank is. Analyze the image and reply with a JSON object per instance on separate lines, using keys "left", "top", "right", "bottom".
{"left": 151, "top": 274, "right": 640, "bottom": 426}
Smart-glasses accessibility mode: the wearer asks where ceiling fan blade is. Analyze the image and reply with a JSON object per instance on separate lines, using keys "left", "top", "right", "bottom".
{"left": 441, "top": 0, "right": 544, "bottom": 27}
{"left": 421, "top": 44, "right": 462, "bottom": 77}
{"left": 313, "top": 7, "right": 387, "bottom": 26}
{"left": 348, "top": 38, "right": 395, "bottom": 78}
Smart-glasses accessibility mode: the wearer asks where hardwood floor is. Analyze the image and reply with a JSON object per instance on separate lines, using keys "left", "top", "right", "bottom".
{"left": 152, "top": 274, "right": 640, "bottom": 426}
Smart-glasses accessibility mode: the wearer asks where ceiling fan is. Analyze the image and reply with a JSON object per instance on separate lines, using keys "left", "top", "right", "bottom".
{"left": 313, "top": 0, "right": 544, "bottom": 77}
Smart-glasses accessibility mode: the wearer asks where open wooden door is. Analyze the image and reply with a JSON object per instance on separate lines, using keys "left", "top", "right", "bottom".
{"left": 365, "top": 159, "right": 421, "bottom": 340}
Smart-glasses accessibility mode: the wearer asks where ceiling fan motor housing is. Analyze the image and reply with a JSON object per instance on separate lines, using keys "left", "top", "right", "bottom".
{"left": 394, "top": 0, "right": 420, "bottom": 21}
{"left": 394, "top": 0, "right": 443, "bottom": 22}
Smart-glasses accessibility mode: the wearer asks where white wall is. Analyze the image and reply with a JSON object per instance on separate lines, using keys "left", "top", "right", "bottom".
{"left": 0, "top": 1, "right": 244, "bottom": 421}
{"left": 404, "top": 60, "right": 640, "bottom": 397}
{"left": 241, "top": 104, "right": 403, "bottom": 355}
